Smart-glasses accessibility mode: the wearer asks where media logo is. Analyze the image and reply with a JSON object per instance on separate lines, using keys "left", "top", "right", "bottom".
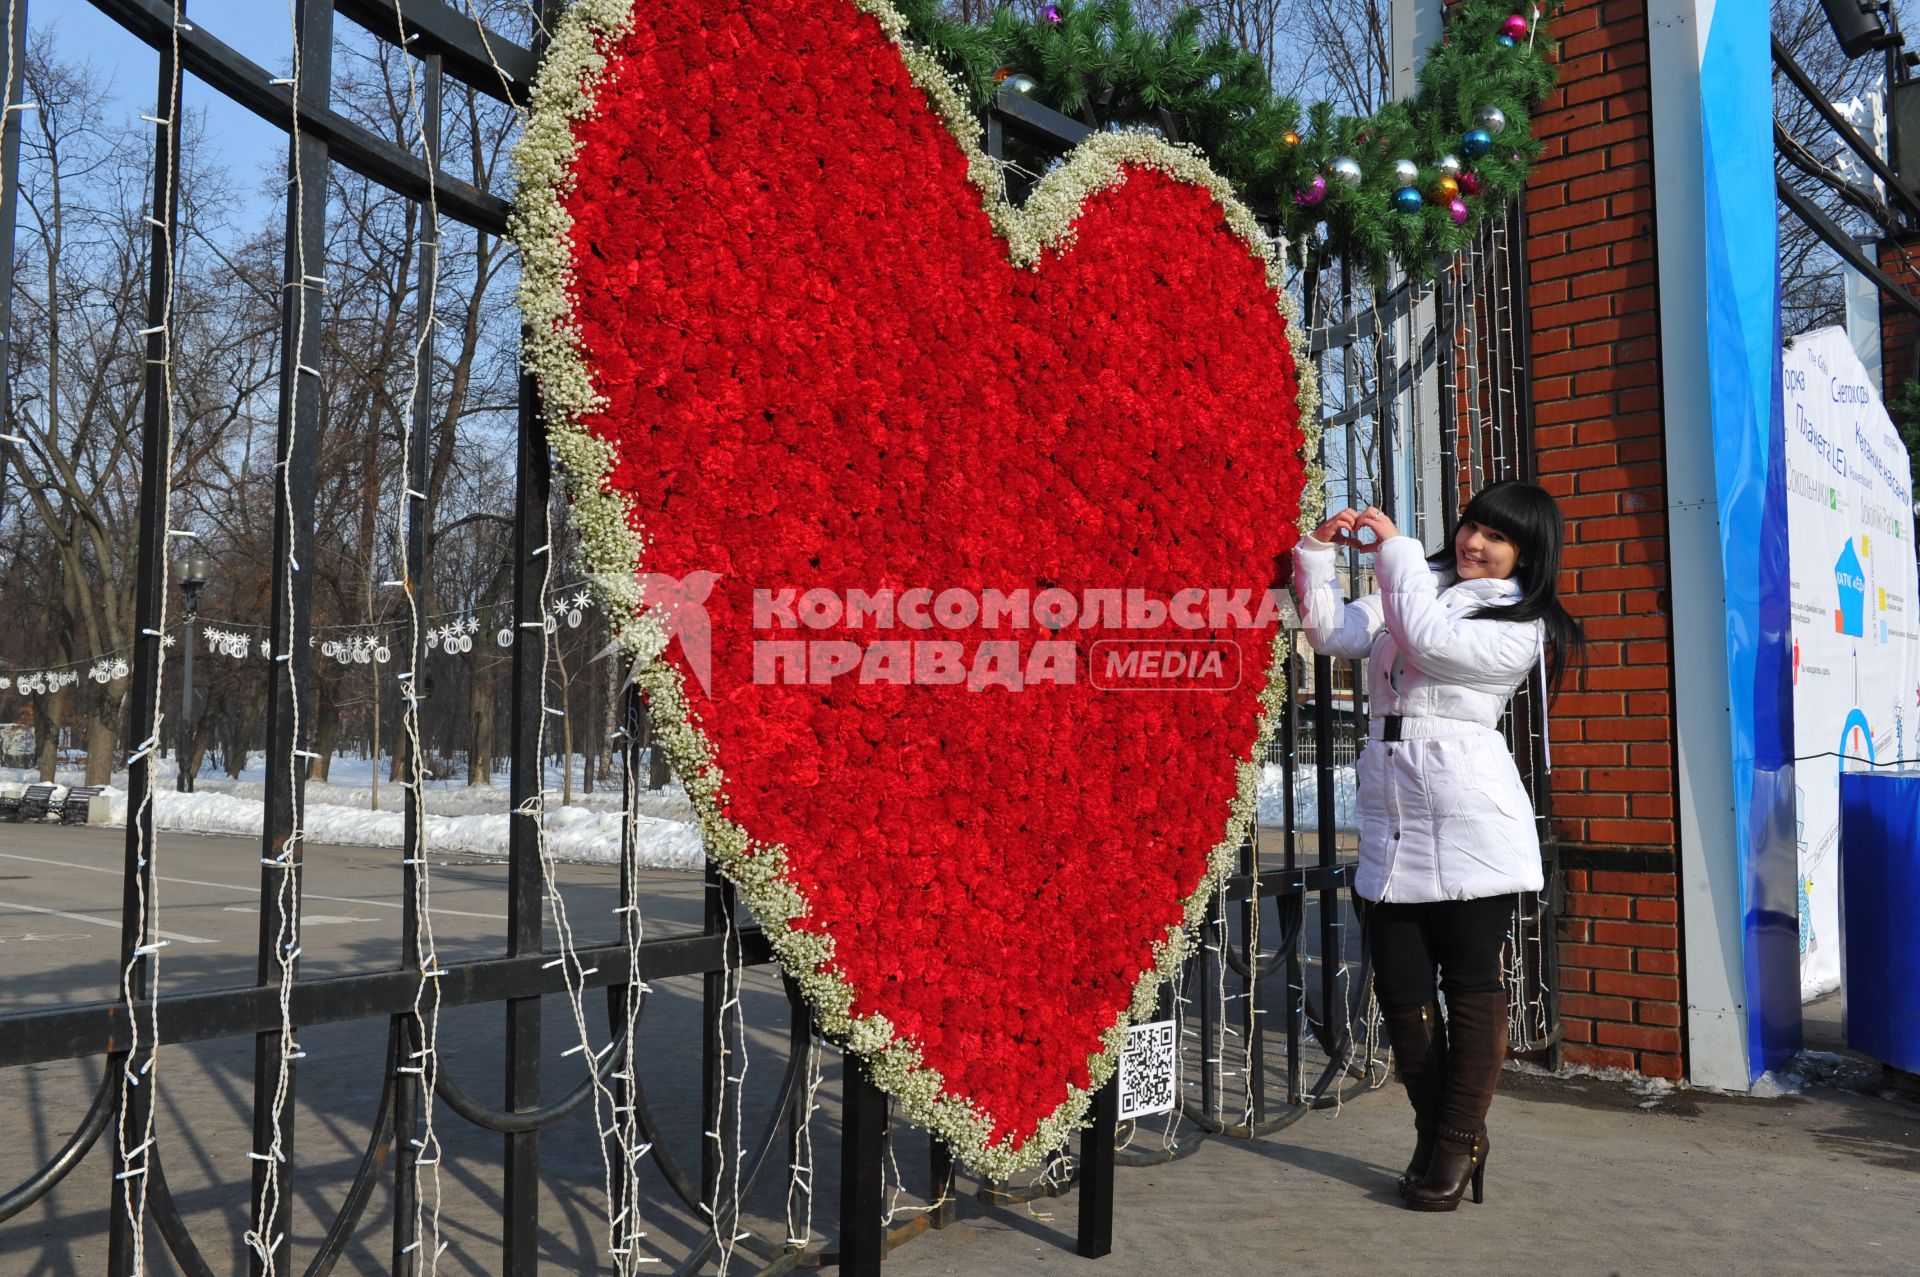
{"left": 635, "top": 571, "right": 719, "bottom": 695}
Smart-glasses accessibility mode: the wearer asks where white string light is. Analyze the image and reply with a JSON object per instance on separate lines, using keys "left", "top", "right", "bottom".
{"left": 783, "top": 1032, "right": 825, "bottom": 1248}
{"left": 112, "top": 3, "right": 187, "bottom": 1269}
{"left": 520, "top": 483, "right": 642, "bottom": 1272}
{"left": 390, "top": 4, "right": 449, "bottom": 1264}
{"left": 1241, "top": 832, "right": 1262, "bottom": 1127}
{"left": 245, "top": 4, "right": 312, "bottom": 1269}
{"left": 709, "top": 893, "right": 749, "bottom": 1274}
{"left": 452, "top": 8, "right": 676, "bottom": 1266}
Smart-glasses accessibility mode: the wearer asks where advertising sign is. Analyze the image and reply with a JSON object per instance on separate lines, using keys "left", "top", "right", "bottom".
{"left": 1782, "top": 326, "right": 1920, "bottom": 999}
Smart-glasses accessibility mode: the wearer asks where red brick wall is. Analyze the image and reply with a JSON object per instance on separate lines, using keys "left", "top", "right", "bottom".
{"left": 1878, "top": 238, "right": 1920, "bottom": 404}
{"left": 1523, "top": 0, "right": 1685, "bottom": 1080}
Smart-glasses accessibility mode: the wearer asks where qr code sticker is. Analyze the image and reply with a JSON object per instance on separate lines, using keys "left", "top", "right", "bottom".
{"left": 1117, "top": 1019, "right": 1177, "bottom": 1120}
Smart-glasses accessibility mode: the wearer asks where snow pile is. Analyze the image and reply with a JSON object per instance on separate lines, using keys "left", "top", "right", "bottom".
{"left": 16, "top": 755, "right": 1356, "bottom": 864}
{"left": 1257, "top": 762, "right": 1358, "bottom": 831}
{"left": 95, "top": 785, "right": 704, "bottom": 870}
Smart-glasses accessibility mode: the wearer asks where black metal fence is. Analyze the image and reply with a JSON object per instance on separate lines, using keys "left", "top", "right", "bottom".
{"left": 0, "top": 3, "right": 1548, "bottom": 1274}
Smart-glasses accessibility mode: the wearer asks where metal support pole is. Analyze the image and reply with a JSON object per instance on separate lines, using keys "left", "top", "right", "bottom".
{"left": 1376, "top": 283, "right": 1397, "bottom": 523}
{"left": 1198, "top": 887, "right": 1218, "bottom": 1122}
{"left": 606, "top": 685, "right": 645, "bottom": 1245}
{"left": 109, "top": 0, "right": 178, "bottom": 1267}
{"left": 702, "top": 854, "right": 738, "bottom": 1249}
{"left": 502, "top": 15, "right": 558, "bottom": 1267}
{"left": 503, "top": 379, "right": 548, "bottom": 1277}
{"left": 1075, "top": 1077, "right": 1117, "bottom": 1259}
{"left": 838, "top": 1055, "right": 887, "bottom": 1276}
{"left": 1435, "top": 260, "right": 1461, "bottom": 530}
{"left": 178, "top": 611, "right": 194, "bottom": 792}
{"left": 1315, "top": 261, "right": 1344, "bottom": 1057}
{"left": 0, "top": 0, "right": 26, "bottom": 478}
{"left": 390, "top": 48, "right": 441, "bottom": 1277}
{"left": 1240, "top": 830, "right": 1265, "bottom": 1125}
{"left": 927, "top": 1135, "right": 955, "bottom": 1229}
{"left": 249, "top": 4, "right": 330, "bottom": 1274}
{"left": 1313, "top": 649, "right": 1340, "bottom": 1041}
{"left": 1291, "top": 254, "right": 1321, "bottom": 1105}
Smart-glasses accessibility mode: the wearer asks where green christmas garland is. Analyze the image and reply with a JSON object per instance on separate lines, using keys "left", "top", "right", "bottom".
{"left": 896, "top": 0, "right": 1559, "bottom": 284}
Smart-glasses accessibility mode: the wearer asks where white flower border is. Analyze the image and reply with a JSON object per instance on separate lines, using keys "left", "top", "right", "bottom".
{"left": 510, "top": 0, "right": 1322, "bottom": 1178}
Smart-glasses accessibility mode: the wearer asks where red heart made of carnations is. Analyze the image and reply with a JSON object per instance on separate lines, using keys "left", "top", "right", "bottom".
{"left": 514, "top": 0, "right": 1313, "bottom": 1174}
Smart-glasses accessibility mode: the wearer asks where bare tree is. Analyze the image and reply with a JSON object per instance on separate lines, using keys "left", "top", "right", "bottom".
{"left": 1773, "top": 0, "right": 1917, "bottom": 338}
{"left": 0, "top": 37, "right": 265, "bottom": 783}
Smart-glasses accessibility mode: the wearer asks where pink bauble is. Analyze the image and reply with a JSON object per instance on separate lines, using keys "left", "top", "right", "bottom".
{"left": 1295, "top": 175, "right": 1327, "bottom": 207}
{"left": 1449, "top": 198, "right": 1469, "bottom": 225}
{"left": 1459, "top": 171, "right": 1482, "bottom": 196}
{"left": 1503, "top": 13, "right": 1528, "bottom": 38}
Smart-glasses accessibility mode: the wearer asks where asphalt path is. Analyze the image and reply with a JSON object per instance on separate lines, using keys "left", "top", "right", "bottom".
{"left": 8, "top": 825, "right": 1893, "bottom": 1277}
{"left": 0, "top": 821, "right": 1373, "bottom": 1277}
{"left": 0, "top": 823, "right": 816, "bottom": 1276}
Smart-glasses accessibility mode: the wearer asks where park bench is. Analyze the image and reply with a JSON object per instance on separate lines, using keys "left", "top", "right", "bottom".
{"left": 58, "top": 785, "right": 103, "bottom": 825}
{"left": 0, "top": 783, "right": 60, "bottom": 822}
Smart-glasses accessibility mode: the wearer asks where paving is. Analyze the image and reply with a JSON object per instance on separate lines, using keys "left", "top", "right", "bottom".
{"left": 2, "top": 823, "right": 1917, "bottom": 1276}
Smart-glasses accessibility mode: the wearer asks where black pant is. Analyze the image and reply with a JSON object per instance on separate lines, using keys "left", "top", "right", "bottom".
{"left": 1364, "top": 895, "right": 1515, "bottom": 1011}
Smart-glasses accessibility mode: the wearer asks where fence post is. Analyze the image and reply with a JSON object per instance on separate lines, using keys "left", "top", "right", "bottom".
{"left": 109, "top": 0, "right": 179, "bottom": 1267}
{"left": 1076, "top": 1076, "right": 1117, "bottom": 1258}
{"left": 838, "top": 1055, "right": 887, "bottom": 1275}
{"left": 249, "top": 3, "right": 332, "bottom": 1274}
{"left": 927, "top": 1135, "right": 955, "bottom": 1229}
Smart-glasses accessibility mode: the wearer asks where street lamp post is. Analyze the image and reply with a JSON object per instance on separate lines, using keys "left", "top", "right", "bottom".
{"left": 173, "top": 554, "right": 209, "bottom": 792}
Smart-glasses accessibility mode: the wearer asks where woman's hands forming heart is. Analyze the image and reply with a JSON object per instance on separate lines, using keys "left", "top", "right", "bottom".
{"left": 1311, "top": 505, "right": 1401, "bottom": 553}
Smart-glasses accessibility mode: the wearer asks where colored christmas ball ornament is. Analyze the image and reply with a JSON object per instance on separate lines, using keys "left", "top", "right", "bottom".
{"left": 1002, "top": 72, "right": 1039, "bottom": 95}
{"left": 1392, "top": 158, "right": 1420, "bottom": 187}
{"left": 1295, "top": 175, "right": 1327, "bottom": 206}
{"left": 1498, "top": 33, "right": 1516, "bottom": 46}
{"left": 1043, "top": 3, "right": 1063, "bottom": 21}
{"left": 1438, "top": 152, "right": 1462, "bottom": 176}
{"left": 1449, "top": 197, "right": 1470, "bottom": 225}
{"left": 1462, "top": 128, "right": 1493, "bottom": 158}
{"left": 1282, "top": 130, "right": 1300, "bottom": 147}
{"left": 1459, "top": 171, "right": 1482, "bottom": 196}
{"left": 1329, "top": 155, "right": 1363, "bottom": 186}
{"left": 1437, "top": 175, "right": 1460, "bottom": 199}
{"left": 1393, "top": 186, "right": 1424, "bottom": 214}
{"left": 1475, "top": 105, "right": 1507, "bottom": 136}
{"left": 993, "top": 66, "right": 1011, "bottom": 82}
{"left": 1503, "top": 12, "right": 1528, "bottom": 39}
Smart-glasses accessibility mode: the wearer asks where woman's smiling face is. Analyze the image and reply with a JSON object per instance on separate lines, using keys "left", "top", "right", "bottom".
{"left": 1454, "top": 518, "right": 1519, "bottom": 581}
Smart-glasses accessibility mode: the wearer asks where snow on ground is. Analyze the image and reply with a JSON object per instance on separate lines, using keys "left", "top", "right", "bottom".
{"left": 2, "top": 755, "right": 1357, "bottom": 865}
{"left": 91, "top": 785, "right": 703, "bottom": 870}
{"left": 1, "top": 757, "right": 700, "bottom": 870}
{"left": 1258, "top": 762, "right": 1358, "bottom": 832}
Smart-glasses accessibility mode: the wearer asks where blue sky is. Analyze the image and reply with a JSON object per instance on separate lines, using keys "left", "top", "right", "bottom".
{"left": 51, "top": 2, "right": 341, "bottom": 237}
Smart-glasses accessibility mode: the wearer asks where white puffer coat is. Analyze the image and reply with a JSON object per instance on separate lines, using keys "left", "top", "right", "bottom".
{"left": 1291, "top": 534, "right": 1544, "bottom": 903}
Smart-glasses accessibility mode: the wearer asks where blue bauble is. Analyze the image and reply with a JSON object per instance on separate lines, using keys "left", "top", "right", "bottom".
{"left": 1498, "top": 33, "right": 1516, "bottom": 46}
{"left": 1462, "top": 128, "right": 1493, "bottom": 158}
{"left": 1393, "top": 186, "right": 1424, "bottom": 214}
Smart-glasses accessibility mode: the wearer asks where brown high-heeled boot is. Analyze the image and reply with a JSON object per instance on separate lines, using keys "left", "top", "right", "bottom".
{"left": 1379, "top": 1001, "right": 1447, "bottom": 1195}
{"left": 1405, "top": 991, "right": 1507, "bottom": 1212}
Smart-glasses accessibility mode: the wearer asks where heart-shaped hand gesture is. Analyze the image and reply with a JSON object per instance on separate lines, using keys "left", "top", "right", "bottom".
{"left": 1312, "top": 505, "right": 1399, "bottom": 553}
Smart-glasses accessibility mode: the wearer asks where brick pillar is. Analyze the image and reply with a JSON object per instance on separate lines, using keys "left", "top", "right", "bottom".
{"left": 1524, "top": 0, "right": 1685, "bottom": 1080}
{"left": 1878, "top": 237, "right": 1920, "bottom": 404}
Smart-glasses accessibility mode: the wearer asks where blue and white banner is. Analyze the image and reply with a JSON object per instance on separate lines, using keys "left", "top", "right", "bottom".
{"left": 1696, "top": 0, "right": 1800, "bottom": 1077}
{"left": 1781, "top": 326, "right": 1920, "bottom": 999}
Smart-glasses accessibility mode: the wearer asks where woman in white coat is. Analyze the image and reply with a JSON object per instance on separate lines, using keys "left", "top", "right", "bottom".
{"left": 1291, "top": 479, "right": 1583, "bottom": 1212}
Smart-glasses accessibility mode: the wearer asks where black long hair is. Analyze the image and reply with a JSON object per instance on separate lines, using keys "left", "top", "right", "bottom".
{"left": 1427, "top": 479, "right": 1587, "bottom": 691}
